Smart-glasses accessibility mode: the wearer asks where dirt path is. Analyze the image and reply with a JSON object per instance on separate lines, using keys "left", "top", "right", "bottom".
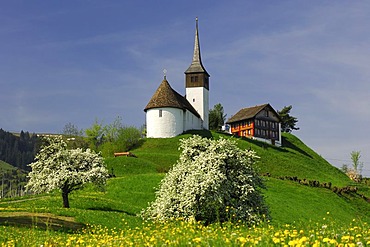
{"left": 0, "top": 212, "right": 85, "bottom": 231}
{"left": 0, "top": 196, "right": 85, "bottom": 231}
{"left": 0, "top": 196, "right": 49, "bottom": 204}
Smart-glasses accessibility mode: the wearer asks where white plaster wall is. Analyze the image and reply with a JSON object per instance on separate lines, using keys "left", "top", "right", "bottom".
{"left": 252, "top": 136, "right": 282, "bottom": 147}
{"left": 186, "top": 87, "right": 209, "bottom": 129}
{"left": 146, "top": 108, "right": 184, "bottom": 138}
{"left": 277, "top": 122, "right": 282, "bottom": 146}
{"left": 184, "top": 110, "right": 202, "bottom": 131}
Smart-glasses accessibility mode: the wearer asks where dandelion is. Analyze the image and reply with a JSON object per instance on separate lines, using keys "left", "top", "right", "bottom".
{"left": 312, "top": 240, "right": 321, "bottom": 247}
{"left": 323, "top": 237, "right": 330, "bottom": 242}
{"left": 299, "top": 236, "right": 308, "bottom": 244}
{"left": 192, "top": 237, "right": 201, "bottom": 243}
{"left": 237, "top": 236, "right": 247, "bottom": 244}
{"left": 272, "top": 237, "right": 280, "bottom": 244}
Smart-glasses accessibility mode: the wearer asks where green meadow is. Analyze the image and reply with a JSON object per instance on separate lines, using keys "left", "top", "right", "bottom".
{"left": 0, "top": 131, "right": 369, "bottom": 246}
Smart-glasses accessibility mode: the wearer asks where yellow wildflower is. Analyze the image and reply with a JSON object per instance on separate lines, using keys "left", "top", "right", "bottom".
{"left": 237, "top": 236, "right": 247, "bottom": 244}
{"left": 192, "top": 237, "right": 201, "bottom": 243}
{"left": 299, "top": 236, "right": 308, "bottom": 244}
{"left": 272, "top": 237, "right": 280, "bottom": 244}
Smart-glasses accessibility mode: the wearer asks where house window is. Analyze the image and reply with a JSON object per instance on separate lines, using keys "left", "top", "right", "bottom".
{"left": 247, "top": 129, "right": 251, "bottom": 135}
{"left": 159, "top": 110, "right": 162, "bottom": 117}
{"left": 191, "top": 76, "right": 198, "bottom": 82}
{"left": 265, "top": 110, "right": 269, "bottom": 117}
{"left": 193, "top": 98, "right": 195, "bottom": 102}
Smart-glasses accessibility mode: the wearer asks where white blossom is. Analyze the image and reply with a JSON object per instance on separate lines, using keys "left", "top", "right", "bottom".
{"left": 142, "top": 135, "right": 269, "bottom": 224}
{"left": 26, "top": 136, "right": 108, "bottom": 208}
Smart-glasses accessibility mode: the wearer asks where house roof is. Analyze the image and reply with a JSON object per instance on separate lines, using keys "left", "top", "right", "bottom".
{"left": 226, "top": 103, "right": 280, "bottom": 124}
{"left": 144, "top": 77, "right": 201, "bottom": 118}
{"left": 185, "top": 18, "right": 209, "bottom": 76}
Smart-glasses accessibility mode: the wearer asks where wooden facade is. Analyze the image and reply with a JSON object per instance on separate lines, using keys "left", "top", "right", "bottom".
{"left": 227, "top": 104, "right": 281, "bottom": 145}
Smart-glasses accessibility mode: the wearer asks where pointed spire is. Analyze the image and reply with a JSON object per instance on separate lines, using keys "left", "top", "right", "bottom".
{"left": 192, "top": 17, "right": 201, "bottom": 65}
{"left": 163, "top": 68, "right": 167, "bottom": 80}
{"left": 185, "top": 17, "right": 209, "bottom": 75}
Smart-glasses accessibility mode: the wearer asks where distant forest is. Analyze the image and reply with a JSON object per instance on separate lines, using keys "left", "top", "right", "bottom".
{"left": 0, "top": 129, "right": 40, "bottom": 171}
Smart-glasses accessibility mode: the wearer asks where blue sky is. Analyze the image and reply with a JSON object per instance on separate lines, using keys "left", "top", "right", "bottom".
{"left": 1, "top": 1, "right": 370, "bottom": 176}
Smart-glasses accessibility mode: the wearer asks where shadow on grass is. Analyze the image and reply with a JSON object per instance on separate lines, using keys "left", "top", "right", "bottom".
{"left": 0, "top": 213, "right": 85, "bottom": 232}
{"left": 282, "top": 136, "right": 312, "bottom": 158}
{"left": 239, "top": 136, "right": 287, "bottom": 152}
{"left": 219, "top": 132, "right": 312, "bottom": 158}
{"left": 87, "top": 207, "right": 136, "bottom": 216}
{"left": 217, "top": 132, "right": 288, "bottom": 153}
{"left": 183, "top": 130, "right": 213, "bottom": 138}
{"left": 130, "top": 138, "right": 146, "bottom": 151}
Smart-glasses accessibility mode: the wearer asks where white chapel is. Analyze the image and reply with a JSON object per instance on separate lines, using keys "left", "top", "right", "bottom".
{"left": 144, "top": 19, "right": 210, "bottom": 138}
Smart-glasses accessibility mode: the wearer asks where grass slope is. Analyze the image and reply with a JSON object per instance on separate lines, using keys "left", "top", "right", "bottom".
{"left": 0, "top": 131, "right": 369, "bottom": 231}
{"left": 0, "top": 160, "right": 15, "bottom": 171}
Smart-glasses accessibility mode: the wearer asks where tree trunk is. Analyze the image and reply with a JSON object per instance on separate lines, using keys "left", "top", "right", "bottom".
{"left": 62, "top": 189, "right": 70, "bottom": 208}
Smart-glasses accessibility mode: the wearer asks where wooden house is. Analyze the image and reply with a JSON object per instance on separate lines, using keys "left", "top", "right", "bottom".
{"left": 226, "top": 103, "right": 282, "bottom": 146}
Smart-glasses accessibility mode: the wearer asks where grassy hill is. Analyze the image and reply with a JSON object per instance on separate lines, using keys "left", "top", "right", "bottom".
{"left": 0, "top": 160, "right": 15, "bottom": 171}
{"left": 125, "top": 131, "right": 370, "bottom": 224}
{"left": 0, "top": 131, "right": 369, "bottom": 232}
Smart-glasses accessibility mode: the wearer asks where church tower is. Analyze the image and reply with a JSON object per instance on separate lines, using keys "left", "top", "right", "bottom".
{"left": 185, "top": 18, "right": 210, "bottom": 130}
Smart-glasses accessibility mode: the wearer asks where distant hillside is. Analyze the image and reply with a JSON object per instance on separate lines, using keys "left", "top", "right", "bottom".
{"left": 0, "top": 129, "right": 40, "bottom": 171}
{"left": 0, "top": 160, "right": 28, "bottom": 198}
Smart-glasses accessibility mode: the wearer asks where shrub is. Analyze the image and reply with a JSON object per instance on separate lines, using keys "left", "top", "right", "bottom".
{"left": 115, "top": 126, "right": 142, "bottom": 151}
{"left": 142, "top": 135, "right": 269, "bottom": 224}
{"left": 100, "top": 142, "right": 120, "bottom": 157}
{"left": 346, "top": 168, "right": 362, "bottom": 182}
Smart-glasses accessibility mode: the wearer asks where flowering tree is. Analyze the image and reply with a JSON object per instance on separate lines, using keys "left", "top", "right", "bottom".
{"left": 26, "top": 136, "right": 108, "bottom": 208}
{"left": 142, "top": 135, "right": 269, "bottom": 224}
{"left": 342, "top": 151, "right": 363, "bottom": 182}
